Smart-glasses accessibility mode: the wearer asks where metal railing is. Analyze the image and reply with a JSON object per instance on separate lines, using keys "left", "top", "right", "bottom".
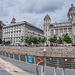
{"left": 36, "top": 61, "right": 65, "bottom": 75}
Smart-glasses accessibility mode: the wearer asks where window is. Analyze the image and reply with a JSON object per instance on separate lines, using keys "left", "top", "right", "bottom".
{"left": 50, "top": 29, "right": 54, "bottom": 36}
{"left": 60, "top": 29, "right": 63, "bottom": 33}
{"left": 64, "top": 28, "right": 67, "bottom": 33}
{"left": 46, "top": 33, "right": 47, "bottom": 36}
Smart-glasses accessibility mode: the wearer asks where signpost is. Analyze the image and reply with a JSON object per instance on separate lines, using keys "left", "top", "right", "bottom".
{"left": 28, "top": 56, "right": 32, "bottom": 63}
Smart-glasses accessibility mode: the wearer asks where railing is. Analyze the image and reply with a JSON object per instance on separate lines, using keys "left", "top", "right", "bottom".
{"left": 36, "top": 61, "right": 65, "bottom": 75}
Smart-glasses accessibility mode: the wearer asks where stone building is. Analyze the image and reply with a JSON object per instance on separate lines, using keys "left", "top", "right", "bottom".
{"left": 44, "top": 4, "right": 75, "bottom": 46}
{"left": 3, "top": 18, "right": 43, "bottom": 45}
{"left": 0, "top": 21, "right": 5, "bottom": 39}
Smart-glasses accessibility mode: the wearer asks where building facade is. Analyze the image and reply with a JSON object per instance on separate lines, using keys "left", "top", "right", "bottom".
{"left": 3, "top": 18, "right": 43, "bottom": 45}
{"left": 0, "top": 21, "right": 5, "bottom": 39}
{"left": 44, "top": 4, "right": 75, "bottom": 46}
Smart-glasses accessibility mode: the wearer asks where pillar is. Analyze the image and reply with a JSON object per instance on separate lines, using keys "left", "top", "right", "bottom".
{"left": 71, "top": 59, "right": 74, "bottom": 69}
{"left": 2, "top": 51, "right": 3, "bottom": 56}
{"left": 5, "top": 51, "right": 6, "bottom": 57}
{"left": 54, "top": 67, "right": 57, "bottom": 75}
{"left": 25, "top": 55, "right": 27, "bottom": 63}
{"left": 13, "top": 52, "right": 15, "bottom": 59}
{"left": 9, "top": 52, "right": 10, "bottom": 58}
{"left": 44, "top": 57, "right": 46, "bottom": 66}
{"left": 34, "top": 56, "right": 36, "bottom": 64}
{"left": 18, "top": 53, "right": 20, "bottom": 61}
{"left": 62, "top": 68, "right": 65, "bottom": 75}
{"left": 57, "top": 58, "right": 59, "bottom": 68}
{"left": 41, "top": 66, "right": 45, "bottom": 75}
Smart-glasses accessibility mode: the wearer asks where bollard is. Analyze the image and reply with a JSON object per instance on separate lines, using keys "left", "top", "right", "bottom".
{"left": 25, "top": 55, "right": 27, "bottom": 62}
{"left": 34, "top": 56, "right": 36, "bottom": 64}
{"left": 62, "top": 68, "right": 65, "bottom": 75}
{"left": 41, "top": 66, "right": 45, "bottom": 75}
{"left": 44, "top": 57, "right": 46, "bottom": 66}
{"left": 18, "top": 54, "right": 20, "bottom": 61}
{"left": 5, "top": 51, "right": 6, "bottom": 57}
{"left": 57, "top": 58, "right": 59, "bottom": 68}
{"left": 71, "top": 59, "right": 74, "bottom": 69}
{"left": 2, "top": 51, "right": 3, "bottom": 56}
{"left": 54, "top": 67, "right": 57, "bottom": 75}
{"left": 13, "top": 52, "right": 15, "bottom": 59}
{"left": 9, "top": 52, "right": 10, "bottom": 58}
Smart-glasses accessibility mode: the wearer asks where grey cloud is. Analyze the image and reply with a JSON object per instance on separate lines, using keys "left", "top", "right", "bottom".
{"left": 19, "top": 0, "right": 64, "bottom": 13}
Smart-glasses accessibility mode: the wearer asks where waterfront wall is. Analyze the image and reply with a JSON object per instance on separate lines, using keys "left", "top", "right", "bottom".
{"left": 0, "top": 46, "right": 75, "bottom": 58}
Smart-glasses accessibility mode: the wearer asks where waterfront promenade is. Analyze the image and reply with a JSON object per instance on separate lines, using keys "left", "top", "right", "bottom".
{"left": 0, "top": 46, "right": 75, "bottom": 75}
{"left": 0, "top": 56, "right": 34, "bottom": 75}
{"left": 0, "top": 55, "right": 75, "bottom": 75}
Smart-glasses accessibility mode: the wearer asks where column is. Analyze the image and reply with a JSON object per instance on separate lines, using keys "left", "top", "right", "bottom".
{"left": 5, "top": 51, "right": 6, "bottom": 57}
{"left": 25, "top": 55, "right": 27, "bottom": 63}
{"left": 13, "top": 52, "right": 15, "bottom": 59}
{"left": 34, "top": 56, "right": 36, "bottom": 64}
{"left": 2, "top": 51, "right": 3, "bottom": 56}
{"left": 71, "top": 59, "right": 74, "bottom": 69}
{"left": 41, "top": 66, "right": 45, "bottom": 75}
{"left": 62, "top": 68, "right": 65, "bottom": 75}
{"left": 9, "top": 52, "right": 10, "bottom": 58}
{"left": 54, "top": 67, "right": 57, "bottom": 75}
{"left": 44, "top": 57, "right": 46, "bottom": 66}
{"left": 57, "top": 58, "right": 59, "bottom": 68}
{"left": 18, "top": 53, "right": 20, "bottom": 61}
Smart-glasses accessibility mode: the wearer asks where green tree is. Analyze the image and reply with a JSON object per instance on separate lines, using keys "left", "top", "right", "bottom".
{"left": 5, "top": 41, "right": 10, "bottom": 45}
{"left": 0, "top": 39, "right": 2, "bottom": 44}
{"left": 25, "top": 36, "right": 33, "bottom": 45}
{"left": 32, "top": 37, "right": 39, "bottom": 44}
{"left": 58, "top": 37, "right": 63, "bottom": 44}
{"left": 63, "top": 33, "right": 72, "bottom": 43}
{"left": 48, "top": 35, "right": 57, "bottom": 43}
{"left": 38, "top": 37, "right": 42, "bottom": 44}
{"left": 41, "top": 37, "right": 46, "bottom": 44}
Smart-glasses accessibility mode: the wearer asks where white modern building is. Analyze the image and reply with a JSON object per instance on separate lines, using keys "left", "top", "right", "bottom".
{"left": 2, "top": 18, "right": 44, "bottom": 45}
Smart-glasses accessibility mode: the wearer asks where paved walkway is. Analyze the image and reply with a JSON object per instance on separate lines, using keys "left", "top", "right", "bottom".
{"left": 0, "top": 56, "right": 34, "bottom": 75}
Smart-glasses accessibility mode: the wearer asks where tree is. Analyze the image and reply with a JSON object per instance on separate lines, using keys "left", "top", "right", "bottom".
{"left": 0, "top": 39, "right": 2, "bottom": 44}
{"left": 5, "top": 41, "right": 10, "bottom": 45}
{"left": 58, "top": 37, "right": 63, "bottom": 44}
{"left": 38, "top": 37, "right": 42, "bottom": 44}
{"left": 2, "top": 40, "right": 5, "bottom": 44}
{"left": 63, "top": 33, "right": 72, "bottom": 44}
{"left": 41, "top": 37, "right": 46, "bottom": 44}
{"left": 32, "top": 37, "right": 39, "bottom": 44}
{"left": 25, "top": 37, "right": 31, "bottom": 45}
{"left": 48, "top": 35, "right": 57, "bottom": 43}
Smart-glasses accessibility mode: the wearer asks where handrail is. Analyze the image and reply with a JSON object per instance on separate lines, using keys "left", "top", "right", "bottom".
{"left": 36, "top": 61, "right": 65, "bottom": 75}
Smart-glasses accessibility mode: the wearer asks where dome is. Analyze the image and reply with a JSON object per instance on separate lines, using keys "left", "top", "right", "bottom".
{"left": 44, "top": 14, "right": 51, "bottom": 20}
{"left": 69, "top": 4, "right": 75, "bottom": 11}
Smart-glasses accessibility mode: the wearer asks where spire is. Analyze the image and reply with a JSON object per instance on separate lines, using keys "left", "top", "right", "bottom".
{"left": 44, "top": 14, "right": 51, "bottom": 20}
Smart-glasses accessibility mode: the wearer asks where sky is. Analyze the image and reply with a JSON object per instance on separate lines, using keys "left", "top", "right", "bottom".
{"left": 0, "top": 0, "right": 75, "bottom": 29}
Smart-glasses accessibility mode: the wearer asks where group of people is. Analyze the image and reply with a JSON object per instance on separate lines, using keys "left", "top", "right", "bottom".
{"left": 46, "top": 43, "right": 56, "bottom": 47}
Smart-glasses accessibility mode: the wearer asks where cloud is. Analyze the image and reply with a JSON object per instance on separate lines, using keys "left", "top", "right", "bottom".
{"left": 19, "top": 0, "right": 64, "bottom": 13}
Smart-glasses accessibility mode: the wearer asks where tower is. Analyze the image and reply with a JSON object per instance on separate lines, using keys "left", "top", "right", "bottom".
{"left": 68, "top": 4, "right": 75, "bottom": 23}
{"left": 44, "top": 14, "right": 51, "bottom": 45}
{"left": 0, "top": 21, "right": 5, "bottom": 39}
{"left": 68, "top": 4, "right": 75, "bottom": 45}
